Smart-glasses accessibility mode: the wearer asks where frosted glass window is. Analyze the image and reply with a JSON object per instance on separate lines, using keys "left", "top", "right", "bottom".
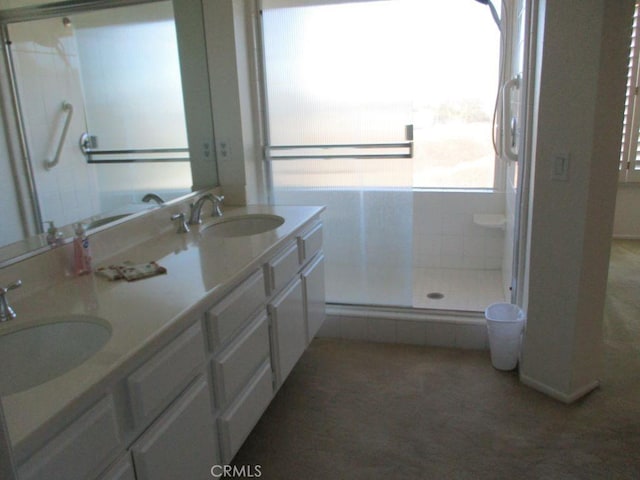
{"left": 74, "top": 1, "right": 188, "bottom": 157}
{"left": 263, "top": 0, "right": 500, "bottom": 189}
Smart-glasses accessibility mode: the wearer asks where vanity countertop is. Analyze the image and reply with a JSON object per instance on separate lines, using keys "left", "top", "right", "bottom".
{"left": 1, "top": 204, "right": 324, "bottom": 457}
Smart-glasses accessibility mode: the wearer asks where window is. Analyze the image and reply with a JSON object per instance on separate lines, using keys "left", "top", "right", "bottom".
{"left": 262, "top": 0, "right": 502, "bottom": 190}
{"left": 620, "top": 1, "right": 640, "bottom": 182}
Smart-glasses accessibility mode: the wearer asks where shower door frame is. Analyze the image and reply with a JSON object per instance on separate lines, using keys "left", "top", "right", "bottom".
{"left": 256, "top": 0, "right": 516, "bottom": 312}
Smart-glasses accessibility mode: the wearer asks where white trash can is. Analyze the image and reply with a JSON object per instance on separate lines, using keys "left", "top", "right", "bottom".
{"left": 484, "top": 303, "right": 525, "bottom": 371}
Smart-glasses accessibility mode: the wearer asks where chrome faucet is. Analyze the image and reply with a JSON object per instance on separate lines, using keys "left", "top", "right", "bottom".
{"left": 142, "top": 193, "right": 165, "bottom": 205}
{"left": 0, "top": 280, "right": 22, "bottom": 322}
{"left": 188, "top": 194, "right": 224, "bottom": 225}
{"left": 171, "top": 213, "right": 190, "bottom": 233}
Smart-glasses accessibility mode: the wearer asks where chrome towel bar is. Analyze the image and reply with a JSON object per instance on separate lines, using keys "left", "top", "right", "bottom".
{"left": 265, "top": 125, "right": 414, "bottom": 160}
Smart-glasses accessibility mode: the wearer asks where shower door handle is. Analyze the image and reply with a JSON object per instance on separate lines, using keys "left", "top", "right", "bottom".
{"left": 501, "top": 75, "right": 520, "bottom": 162}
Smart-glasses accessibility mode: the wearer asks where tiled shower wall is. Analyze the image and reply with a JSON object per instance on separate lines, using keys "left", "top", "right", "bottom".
{"left": 9, "top": 17, "right": 101, "bottom": 230}
{"left": 413, "top": 190, "right": 505, "bottom": 270}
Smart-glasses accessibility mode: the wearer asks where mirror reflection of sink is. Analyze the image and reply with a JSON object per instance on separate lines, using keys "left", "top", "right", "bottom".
{"left": 204, "top": 214, "right": 284, "bottom": 237}
{"left": 0, "top": 315, "right": 111, "bottom": 396}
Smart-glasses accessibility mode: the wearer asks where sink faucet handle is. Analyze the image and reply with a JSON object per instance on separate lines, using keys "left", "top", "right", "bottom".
{"left": 171, "top": 213, "right": 190, "bottom": 234}
{"left": 212, "top": 195, "right": 224, "bottom": 217}
{"left": 0, "top": 280, "right": 21, "bottom": 322}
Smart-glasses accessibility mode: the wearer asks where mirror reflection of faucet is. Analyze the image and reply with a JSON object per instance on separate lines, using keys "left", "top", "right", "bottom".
{"left": 142, "top": 193, "right": 165, "bottom": 205}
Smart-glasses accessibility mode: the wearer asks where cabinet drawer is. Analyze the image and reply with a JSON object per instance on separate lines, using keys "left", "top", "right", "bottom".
{"left": 213, "top": 312, "right": 270, "bottom": 407}
{"left": 206, "top": 269, "right": 266, "bottom": 350}
{"left": 19, "top": 396, "right": 121, "bottom": 480}
{"left": 127, "top": 322, "right": 205, "bottom": 425}
{"left": 219, "top": 361, "right": 273, "bottom": 463}
{"left": 298, "top": 222, "right": 323, "bottom": 264}
{"left": 131, "top": 376, "right": 219, "bottom": 480}
{"left": 265, "top": 241, "right": 300, "bottom": 295}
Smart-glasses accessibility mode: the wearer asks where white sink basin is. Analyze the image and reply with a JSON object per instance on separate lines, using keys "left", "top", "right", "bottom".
{"left": 205, "top": 214, "right": 284, "bottom": 237}
{"left": 0, "top": 315, "right": 111, "bottom": 396}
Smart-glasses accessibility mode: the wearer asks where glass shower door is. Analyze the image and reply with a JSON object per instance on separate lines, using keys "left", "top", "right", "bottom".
{"left": 261, "top": 1, "right": 415, "bottom": 306}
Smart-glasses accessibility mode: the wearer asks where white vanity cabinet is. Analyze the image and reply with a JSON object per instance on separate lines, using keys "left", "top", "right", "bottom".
{"left": 14, "top": 212, "right": 325, "bottom": 477}
{"left": 123, "top": 323, "right": 217, "bottom": 480}
{"left": 268, "top": 222, "right": 326, "bottom": 387}
{"left": 130, "top": 376, "right": 219, "bottom": 480}
{"left": 205, "top": 271, "right": 274, "bottom": 463}
{"left": 206, "top": 218, "right": 326, "bottom": 462}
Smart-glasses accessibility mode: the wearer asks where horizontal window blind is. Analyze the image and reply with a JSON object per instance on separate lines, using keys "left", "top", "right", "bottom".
{"left": 620, "top": 1, "right": 640, "bottom": 182}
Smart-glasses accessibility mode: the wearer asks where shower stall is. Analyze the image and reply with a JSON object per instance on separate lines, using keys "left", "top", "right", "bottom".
{"left": 259, "top": 0, "right": 525, "bottom": 318}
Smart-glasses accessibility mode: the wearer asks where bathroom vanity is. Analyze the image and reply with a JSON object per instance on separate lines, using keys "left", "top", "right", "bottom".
{"left": 0, "top": 199, "right": 325, "bottom": 479}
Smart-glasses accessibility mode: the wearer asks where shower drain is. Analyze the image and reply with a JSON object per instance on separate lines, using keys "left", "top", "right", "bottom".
{"left": 426, "top": 292, "right": 444, "bottom": 300}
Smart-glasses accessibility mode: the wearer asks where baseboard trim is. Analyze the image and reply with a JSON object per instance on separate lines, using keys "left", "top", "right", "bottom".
{"left": 520, "top": 374, "right": 600, "bottom": 403}
{"left": 319, "top": 304, "right": 488, "bottom": 350}
{"left": 612, "top": 234, "right": 640, "bottom": 240}
{"left": 326, "top": 303, "right": 485, "bottom": 325}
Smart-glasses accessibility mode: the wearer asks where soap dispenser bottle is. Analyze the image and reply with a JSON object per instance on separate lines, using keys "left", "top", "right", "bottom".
{"left": 44, "top": 221, "right": 64, "bottom": 247}
{"left": 73, "top": 223, "right": 92, "bottom": 275}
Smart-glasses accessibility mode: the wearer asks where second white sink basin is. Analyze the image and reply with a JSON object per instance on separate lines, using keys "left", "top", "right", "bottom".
{"left": 205, "top": 214, "right": 284, "bottom": 237}
{"left": 0, "top": 315, "right": 111, "bottom": 396}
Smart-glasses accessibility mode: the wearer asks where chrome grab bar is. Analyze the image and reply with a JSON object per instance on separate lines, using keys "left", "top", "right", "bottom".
{"left": 501, "top": 75, "right": 520, "bottom": 162}
{"left": 44, "top": 101, "right": 73, "bottom": 170}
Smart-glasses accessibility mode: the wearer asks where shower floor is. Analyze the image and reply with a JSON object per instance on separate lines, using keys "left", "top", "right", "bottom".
{"left": 413, "top": 267, "right": 506, "bottom": 311}
{"left": 325, "top": 264, "right": 506, "bottom": 312}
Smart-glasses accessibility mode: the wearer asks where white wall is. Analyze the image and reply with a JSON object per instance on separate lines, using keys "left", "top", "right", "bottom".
{"left": 203, "top": 0, "right": 267, "bottom": 205}
{"left": 613, "top": 185, "right": 640, "bottom": 238}
{"left": 520, "top": 0, "right": 633, "bottom": 402}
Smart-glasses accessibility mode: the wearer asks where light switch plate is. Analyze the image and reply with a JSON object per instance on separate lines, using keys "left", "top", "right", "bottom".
{"left": 551, "top": 152, "right": 570, "bottom": 181}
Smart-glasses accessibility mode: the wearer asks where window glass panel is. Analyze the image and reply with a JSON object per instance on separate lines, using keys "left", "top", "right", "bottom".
{"left": 263, "top": 0, "right": 501, "bottom": 189}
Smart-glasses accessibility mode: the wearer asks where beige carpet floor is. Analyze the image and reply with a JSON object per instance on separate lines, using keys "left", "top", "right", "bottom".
{"left": 232, "top": 240, "right": 640, "bottom": 479}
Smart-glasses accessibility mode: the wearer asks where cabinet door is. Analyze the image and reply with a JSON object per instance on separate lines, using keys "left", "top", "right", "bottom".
{"left": 268, "top": 278, "right": 306, "bottom": 385}
{"left": 302, "top": 253, "right": 326, "bottom": 343}
{"left": 131, "top": 376, "right": 219, "bottom": 480}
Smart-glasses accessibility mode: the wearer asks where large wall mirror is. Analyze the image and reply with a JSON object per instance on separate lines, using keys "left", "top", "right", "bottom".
{"left": 0, "top": 0, "right": 218, "bottom": 264}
